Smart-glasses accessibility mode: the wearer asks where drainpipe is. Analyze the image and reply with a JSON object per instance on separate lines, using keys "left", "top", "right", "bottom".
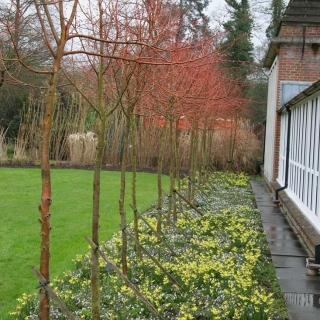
{"left": 259, "top": 120, "right": 267, "bottom": 168}
{"left": 274, "top": 106, "right": 292, "bottom": 203}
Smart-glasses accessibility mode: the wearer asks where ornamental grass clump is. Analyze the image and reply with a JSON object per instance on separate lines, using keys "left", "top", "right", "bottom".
{"left": 68, "top": 132, "right": 97, "bottom": 165}
{"left": 0, "top": 127, "right": 8, "bottom": 163}
{"left": 9, "top": 172, "right": 288, "bottom": 319}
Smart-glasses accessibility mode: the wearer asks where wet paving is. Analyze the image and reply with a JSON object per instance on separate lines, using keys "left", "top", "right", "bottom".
{"left": 250, "top": 180, "right": 320, "bottom": 320}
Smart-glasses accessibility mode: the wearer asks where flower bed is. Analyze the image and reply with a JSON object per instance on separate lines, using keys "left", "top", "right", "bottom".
{"left": 10, "top": 172, "right": 288, "bottom": 319}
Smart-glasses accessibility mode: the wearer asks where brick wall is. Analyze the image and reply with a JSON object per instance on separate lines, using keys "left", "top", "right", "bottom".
{"left": 280, "top": 25, "right": 320, "bottom": 38}
{"left": 278, "top": 44, "right": 320, "bottom": 82}
{"left": 273, "top": 25, "right": 320, "bottom": 180}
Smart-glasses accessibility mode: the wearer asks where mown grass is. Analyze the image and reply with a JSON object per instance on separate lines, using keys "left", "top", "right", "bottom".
{"left": 0, "top": 167, "right": 169, "bottom": 317}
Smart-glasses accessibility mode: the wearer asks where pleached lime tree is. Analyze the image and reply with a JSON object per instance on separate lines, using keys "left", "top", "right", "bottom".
{"left": 64, "top": 0, "right": 216, "bottom": 317}
{"left": 1, "top": 0, "right": 143, "bottom": 317}
{"left": 116, "top": 62, "right": 146, "bottom": 274}
{"left": 0, "top": 1, "right": 80, "bottom": 318}
{"left": 138, "top": 47, "right": 208, "bottom": 224}
{"left": 63, "top": 1, "right": 131, "bottom": 315}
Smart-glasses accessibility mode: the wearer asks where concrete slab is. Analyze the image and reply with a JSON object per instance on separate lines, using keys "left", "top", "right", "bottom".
{"left": 286, "top": 303, "right": 320, "bottom": 320}
{"left": 250, "top": 181, "right": 266, "bottom": 186}
{"left": 262, "top": 220, "right": 292, "bottom": 226}
{"left": 264, "top": 225, "right": 295, "bottom": 233}
{"left": 269, "top": 246, "right": 308, "bottom": 257}
{"left": 260, "top": 214, "right": 285, "bottom": 219}
{"left": 259, "top": 209, "right": 283, "bottom": 213}
{"left": 278, "top": 278, "right": 320, "bottom": 294}
{"left": 250, "top": 187, "right": 270, "bottom": 193}
{"left": 266, "top": 232, "right": 298, "bottom": 241}
{"left": 262, "top": 216, "right": 291, "bottom": 224}
{"left": 258, "top": 207, "right": 284, "bottom": 214}
{"left": 261, "top": 218, "right": 287, "bottom": 224}
{"left": 272, "top": 256, "right": 307, "bottom": 268}
{"left": 253, "top": 195, "right": 272, "bottom": 200}
{"left": 254, "top": 195, "right": 274, "bottom": 200}
{"left": 267, "top": 238, "right": 304, "bottom": 248}
{"left": 255, "top": 201, "right": 278, "bottom": 207}
{"left": 266, "top": 228, "right": 296, "bottom": 235}
{"left": 250, "top": 181, "right": 267, "bottom": 185}
{"left": 284, "top": 292, "right": 320, "bottom": 308}
{"left": 258, "top": 208, "right": 282, "bottom": 214}
{"left": 285, "top": 292, "right": 320, "bottom": 320}
{"left": 251, "top": 179, "right": 320, "bottom": 319}
{"left": 276, "top": 267, "right": 310, "bottom": 279}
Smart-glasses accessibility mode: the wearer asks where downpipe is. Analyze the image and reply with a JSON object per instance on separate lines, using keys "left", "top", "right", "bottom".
{"left": 274, "top": 106, "right": 292, "bottom": 203}
{"left": 258, "top": 120, "right": 267, "bottom": 169}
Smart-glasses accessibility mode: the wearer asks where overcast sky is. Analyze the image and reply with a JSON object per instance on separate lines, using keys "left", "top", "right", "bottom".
{"left": 207, "top": 0, "right": 290, "bottom": 46}
{"left": 206, "top": 0, "right": 270, "bottom": 47}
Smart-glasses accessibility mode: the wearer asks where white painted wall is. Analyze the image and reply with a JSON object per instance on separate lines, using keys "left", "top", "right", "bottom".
{"left": 278, "top": 111, "right": 288, "bottom": 185}
{"left": 264, "top": 57, "right": 279, "bottom": 182}
{"left": 278, "top": 93, "right": 320, "bottom": 232}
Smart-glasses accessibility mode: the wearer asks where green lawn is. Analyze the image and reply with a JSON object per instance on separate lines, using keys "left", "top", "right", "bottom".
{"left": 0, "top": 167, "right": 169, "bottom": 317}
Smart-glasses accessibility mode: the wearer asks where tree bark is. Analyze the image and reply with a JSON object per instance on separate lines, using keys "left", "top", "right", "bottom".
{"left": 91, "top": 114, "right": 106, "bottom": 319}
{"left": 157, "top": 121, "right": 168, "bottom": 234}
{"left": 38, "top": 51, "right": 63, "bottom": 320}
{"left": 131, "top": 111, "right": 142, "bottom": 260}
{"left": 188, "top": 129, "right": 195, "bottom": 200}
{"left": 167, "top": 116, "right": 175, "bottom": 226}
{"left": 191, "top": 125, "right": 199, "bottom": 200}
{"left": 119, "top": 107, "right": 131, "bottom": 275}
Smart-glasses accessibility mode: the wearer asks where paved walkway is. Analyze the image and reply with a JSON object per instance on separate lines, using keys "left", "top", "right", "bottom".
{"left": 250, "top": 180, "right": 320, "bottom": 320}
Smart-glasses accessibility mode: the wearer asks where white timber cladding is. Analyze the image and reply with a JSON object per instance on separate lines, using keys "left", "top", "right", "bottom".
{"left": 278, "top": 112, "right": 288, "bottom": 185}
{"left": 264, "top": 57, "right": 279, "bottom": 182}
{"left": 278, "top": 93, "right": 320, "bottom": 232}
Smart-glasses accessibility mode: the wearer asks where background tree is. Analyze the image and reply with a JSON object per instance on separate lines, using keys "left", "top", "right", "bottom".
{"left": 246, "top": 43, "right": 269, "bottom": 125}
{"left": 265, "top": 0, "right": 285, "bottom": 40}
{"left": 0, "top": 0, "right": 47, "bottom": 138}
{"left": 176, "top": 0, "right": 211, "bottom": 42}
{"left": 222, "top": 0, "right": 254, "bottom": 80}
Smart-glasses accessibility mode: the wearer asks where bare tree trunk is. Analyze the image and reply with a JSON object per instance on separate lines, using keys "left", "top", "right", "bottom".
{"left": 38, "top": 49, "right": 64, "bottom": 320}
{"left": 91, "top": 115, "right": 105, "bottom": 319}
{"left": 188, "top": 129, "right": 195, "bottom": 200}
{"left": 191, "top": 125, "right": 199, "bottom": 199}
{"left": 173, "top": 119, "right": 180, "bottom": 221}
{"left": 201, "top": 127, "right": 207, "bottom": 169}
{"left": 206, "top": 128, "right": 212, "bottom": 169}
{"left": 175, "top": 125, "right": 183, "bottom": 212}
{"left": 167, "top": 116, "right": 175, "bottom": 226}
{"left": 131, "top": 111, "right": 142, "bottom": 260}
{"left": 120, "top": 108, "right": 131, "bottom": 275}
{"left": 207, "top": 128, "right": 214, "bottom": 169}
{"left": 33, "top": 1, "right": 79, "bottom": 317}
{"left": 157, "top": 121, "right": 168, "bottom": 234}
{"left": 228, "top": 117, "right": 237, "bottom": 171}
{"left": 90, "top": 3, "right": 112, "bottom": 316}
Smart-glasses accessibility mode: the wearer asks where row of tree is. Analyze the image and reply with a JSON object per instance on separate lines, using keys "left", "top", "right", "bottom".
{"left": 0, "top": 0, "right": 287, "bottom": 137}
{"left": 0, "top": 0, "right": 286, "bottom": 319}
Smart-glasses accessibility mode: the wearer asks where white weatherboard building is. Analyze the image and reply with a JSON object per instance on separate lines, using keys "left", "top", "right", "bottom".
{"left": 262, "top": 0, "right": 320, "bottom": 249}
